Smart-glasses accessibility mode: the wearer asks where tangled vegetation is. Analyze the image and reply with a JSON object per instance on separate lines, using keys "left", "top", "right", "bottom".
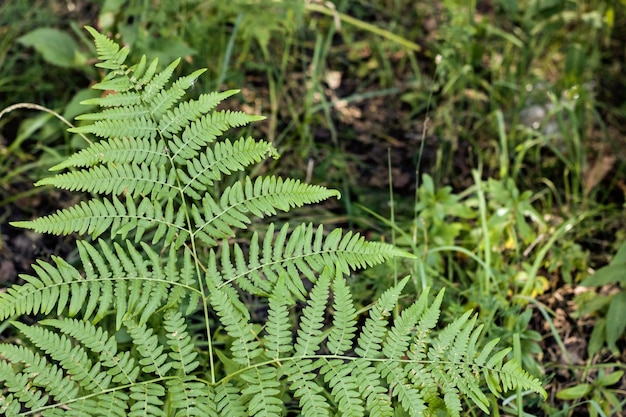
{"left": 1, "top": 1, "right": 625, "bottom": 416}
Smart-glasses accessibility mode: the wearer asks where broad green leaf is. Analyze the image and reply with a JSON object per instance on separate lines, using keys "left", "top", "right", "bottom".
{"left": 611, "top": 241, "right": 626, "bottom": 264}
{"left": 64, "top": 88, "right": 101, "bottom": 120}
{"left": 556, "top": 384, "right": 593, "bottom": 400}
{"left": 595, "top": 370, "right": 624, "bottom": 387}
{"left": 18, "top": 28, "right": 87, "bottom": 68}
{"left": 587, "top": 318, "right": 606, "bottom": 357}
{"left": 606, "top": 291, "right": 626, "bottom": 353}
{"left": 580, "top": 264, "right": 626, "bottom": 287}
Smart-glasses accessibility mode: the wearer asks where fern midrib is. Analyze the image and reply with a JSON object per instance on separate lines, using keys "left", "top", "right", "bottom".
{"left": 218, "top": 247, "right": 375, "bottom": 290}
{"left": 212, "top": 354, "right": 488, "bottom": 387}
{"left": 192, "top": 186, "right": 329, "bottom": 238}
{"left": 169, "top": 146, "right": 218, "bottom": 384}
{"left": 179, "top": 149, "right": 253, "bottom": 196}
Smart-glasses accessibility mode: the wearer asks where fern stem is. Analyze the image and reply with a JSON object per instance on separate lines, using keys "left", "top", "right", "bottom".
{"left": 0, "top": 102, "right": 93, "bottom": 146}
{"left": 304, "top": 2, "right": 421, "bottom": 52}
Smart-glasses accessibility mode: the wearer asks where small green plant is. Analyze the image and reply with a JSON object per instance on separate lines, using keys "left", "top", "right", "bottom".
{"left": 577, "top": 240, "right": 626, "bottom": 356}
{"left": 556, "top": 368, "right": 625, "bottom": 417}
{"left": 0, "top": 27, "right": 545, "bottom": 416}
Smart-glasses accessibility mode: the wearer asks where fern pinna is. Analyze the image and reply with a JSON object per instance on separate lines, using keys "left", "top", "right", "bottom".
{"left": 0, "top": 27, "right": 545, "bottom": 416}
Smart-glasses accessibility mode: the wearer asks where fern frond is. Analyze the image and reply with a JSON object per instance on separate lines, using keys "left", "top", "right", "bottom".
{"left": 167, "top": 377, "right": 216, "bottom": 417}
{"left": 40, "top": 318, "right": 139, "bottom": 385}
{"left": 148, "top": 68, "right": 207, "bottom": 120}
{"left": 158, "top": 91, "right": 251, "bottom": 138}
{"left": 0, "top": 361, "right": 50, "bottom": 414}
{"left": 164, "top": 311, "right": 200, "bottom": 375}
{"left": 240, "top": 367, "right": 284, "bottom": 417}
{"left": 70, "top": 115, "right": 158, "bottom": 139}
{"left": 0, "top": 256, "right": 82, "bottom": 320}
{"left": 13, "top": 195, "right": 187, "bottom": 244}
{"left": 0, "top": 344, "right": 78, "bottom": 408}
{"left": 76, "top": 104, "right": 151, "bottom": 121}
{"left": 179, "top": 137, "right": 278, "bottom": 199}
{"left": 37, "top": 163, "right": 178, "bottom": 199}
{"left": 294, "top": 271, "right": 330, "bottom": 356}
{"left": 210, "top": 284, "right": 262, "bottom": 366}
{"left": 126, "top": 320, "right": 173, "bottom": 377}
{"left": 140, "top": 58, "right": 181, "bottom": 103}
{"left": 1, "top": 238, "right": 197, "bottom": 328}
{"left": 13, "top": 322, "right": 112, "bottom": 392}
{"left": 485, "top": 356, "right": 546, "bottom": 397}
{"left": 264, "top": 278, "right": 294, "bottom": 360}
{"left": 135, "top": 55, "right": 160, "bottom": 89}
{"left": 2, "top": 27, "right": 548, "bottom": 417}
{"left": 355, "top": 277, "right": 409, "bottom": 358}
{"left": 85, "top": 26, "right": 129, "bottom": 71}
{"left": 80, "top": 90, "right": 143, "bottom": 108}
{"left": 129, "top": 383, "right": 166, "bottom": 417}
{"left": 282, "top": 359, "right": 330, "bottom": 417}
{"left": 50, "top": 137, "right": 169, "bottom": 171}
{"left": 170, "top": 108, "right": 265, "bottom": 162}
{"left": 192, "top": 177, "right": 339, "bottom": 246}
{"left": 215, "top": 223, "right": 407, "bottom": 299}
{"left": 215, "top": 382, "right": 246, "bottom": 416}
{"left": 350, "top": 360, "right": 394, "bottom": 417}
{"left": 327, "top": 271, "right": 357, "bottom": 355}
{"left": 320, "top": 359, "right": 364, "bottom": 416}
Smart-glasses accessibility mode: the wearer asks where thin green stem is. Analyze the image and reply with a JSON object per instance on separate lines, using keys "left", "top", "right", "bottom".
{"left": 304, "top": 2, "right": 421, "bottom": 52}
{"left": 472, "top": 169, "right": 492, "bottom": 295}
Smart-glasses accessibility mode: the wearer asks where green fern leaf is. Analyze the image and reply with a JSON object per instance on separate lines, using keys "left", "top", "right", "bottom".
{"left": 126, "top": 320, "right": 173, "bottom": 377}
{"left": 13, "top": 322, "right": 112, "bottom": 393}
{"left": 0, "top": 343, "right": 79, "bottom": 403}
{"left": 85, "top": 26, "right": 129, "bottom": 71}
{"left": 151, "top": 68, "right": 207, "bottom": 120}
{"left": 140, "top": 58, "right": 180, "bottom": 102}
{"left": 13, "top": 195, "right": 187, "bottom": 243}
{"left": 50, "top": 137, "right": 169, "bottom": 171}
{"left": 40, "top": 318, "right": 139, "bottom": 384}
{"left": 80, "top": 90, "right": 143, "bottom": 108}
{"left": 179, "top": 137, "right": 277, "bottom": 199}
{"left": 192, "top": 177, "right": 339, "bottom": 247}
{"left": 158, "top": 92, "right": 252, "bottom": 138}
{"left": 0, "top": 361, "right": 50, "bottom": 414}
{"left": 167, "top": 377, "right": 217, "bottom": 417}
{"left": 264, "top": 278, "right": 294, "bottom": 360}
{"left": 210, "top": 284, "right": 263, "bottom": 366}
{"left": 282, "top": 359, "right": 330, "bottom": 417}
{"left": 240, "top": 367, "right": 284, "bottom": 417}
{"left": 76, "top": 104, "right": 151, "bottom": 121}
{"left": 129, "top": 383, "right": 166, "bottom": 417}
{"left": 215, "top": 382, "right": 247, "bottom": 416}
{"left": 319, "top": 359, "right": 364, "bottom": 417}
{"left": 1, "top": 27, "right": 549, "bottom": 417}
{"left": 170, "top": 107, "right": 264, "bottom": 162}
{"left": 164, "top": 311, "right": 199, "bottom": 375}
{"left": 37, "top": 163, "right": 178, "bottom": 199}
{"left": 327, "top": 268, "right": 357, "bottom": 355}
{"left": 294, "top": 271, "right": 331, "bottom": 356}
{"left": 217, "top": 223, "right": 408, "bottom": 299}
{"left": 0, "top": 256, "right": 81, "bottom": 320}
{"left": 355, "top": 277, "right": 408, "bottom": 358}
{"left": 380, "top": 359, "right": 427, "bottom": 416}
{"left": 351, "top": 360, "right": 393, "bottom": 417}
{"left": 70, "top": 115, "right": 158, "bottom": 139}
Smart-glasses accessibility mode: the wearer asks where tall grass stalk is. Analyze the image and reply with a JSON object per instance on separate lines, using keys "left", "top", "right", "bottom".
{"left": 304, "top": 2, "right": 421, "bottom": 53}
{"left": 472, "top": 169, "right": 493, "bottom": 295}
